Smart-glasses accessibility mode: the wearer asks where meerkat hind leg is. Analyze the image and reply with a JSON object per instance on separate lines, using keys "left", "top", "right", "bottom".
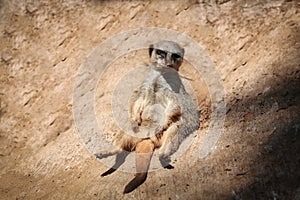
{"left": 158, "top": 123, "right": 179, "bottom": 169}
{"left": 101, "top": 150, "right": 130, "bottom": 177}
{"left": 123, "top": 139, "right": 155, "bottom": 194}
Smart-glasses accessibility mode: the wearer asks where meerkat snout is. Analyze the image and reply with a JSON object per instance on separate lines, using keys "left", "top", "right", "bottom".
{"left": 149, "top": 40, "right": 184, "bottom": 71}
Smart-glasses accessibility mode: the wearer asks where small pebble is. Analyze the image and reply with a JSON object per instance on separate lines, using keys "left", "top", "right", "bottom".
{"left": 1, "top": 51, "right": 12, "bottom": 62}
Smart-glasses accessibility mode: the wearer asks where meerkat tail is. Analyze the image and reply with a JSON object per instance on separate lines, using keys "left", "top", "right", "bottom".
{"left": 123, "top": 139, "right": 154, "bottom": 194}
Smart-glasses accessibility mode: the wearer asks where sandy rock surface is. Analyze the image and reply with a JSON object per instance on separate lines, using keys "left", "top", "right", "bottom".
{"left": 0, "top": 0, "right": 299, "bottom": 199}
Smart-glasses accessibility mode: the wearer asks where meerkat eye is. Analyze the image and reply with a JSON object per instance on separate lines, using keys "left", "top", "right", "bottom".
{"left": 171, "top": 53, "right": 181, "bottom": 61}
{"left": 156, "top": 49, "right": 167, "bottom": 58}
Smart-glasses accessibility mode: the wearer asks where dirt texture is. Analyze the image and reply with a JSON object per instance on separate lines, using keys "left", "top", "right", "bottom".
{"left": 0, "top": 0, "right": 299, "bottom": 199}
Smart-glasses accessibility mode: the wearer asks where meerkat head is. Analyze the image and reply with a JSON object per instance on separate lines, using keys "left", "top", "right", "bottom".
{"left": 149, "top": 40, "right": 184, "bottom": 71}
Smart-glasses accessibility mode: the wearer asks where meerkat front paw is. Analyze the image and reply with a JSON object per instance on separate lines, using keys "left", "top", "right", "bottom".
{"left": 154, "top": 121, "right": 169, "bottom": 134}
{"left": 154, "top": 125, "right": 166, "bottom": 138}
{"left": 154, "top": 126, "right": 162, "bottom": 135}
{"left": 130, "top": 121, "right": 140, "bottom": 133}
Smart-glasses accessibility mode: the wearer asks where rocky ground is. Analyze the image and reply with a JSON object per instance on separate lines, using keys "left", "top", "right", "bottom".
{"left": 0, "top": 0, "right": 299, "bottom": 199}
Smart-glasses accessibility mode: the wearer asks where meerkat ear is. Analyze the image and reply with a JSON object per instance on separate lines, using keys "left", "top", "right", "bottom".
{"left": 149, "top": 44, "right": 154, "bottom": 57}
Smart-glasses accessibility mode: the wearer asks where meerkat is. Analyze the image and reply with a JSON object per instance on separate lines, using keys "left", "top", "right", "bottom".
{"left": 95, "top": 40, "right": 200, "bottom": 194}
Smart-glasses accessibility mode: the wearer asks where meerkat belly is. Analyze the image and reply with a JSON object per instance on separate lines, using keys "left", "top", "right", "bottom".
{"left": 134, "top": 103, "right": 165, "bottom": 138}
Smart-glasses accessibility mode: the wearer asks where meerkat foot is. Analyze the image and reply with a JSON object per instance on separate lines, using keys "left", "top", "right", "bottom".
{"left": 159, "top": 155, "right": 174, "bottom": 169}
{"left": 95, "top": 153, "right": 107, "bottom": 159}
{"left": 101, "top": 151, "right": 130, "bottom": 177}
{"left": 95, "top": 149, "right": 123, "bottom": 159}
{"left": 164, "top": 164, "right": 174, "bottom": 169}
